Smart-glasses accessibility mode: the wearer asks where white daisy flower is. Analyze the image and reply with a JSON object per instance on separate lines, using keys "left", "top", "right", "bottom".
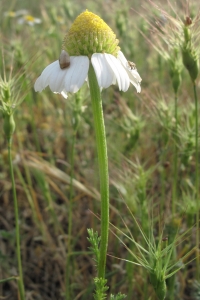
{"left": 4, "top": 9, "right": 28, "bottom": 18}
{"left": 18, "top": 14, "right": 41, "bottom": 26}
{"left": 34, "top": 10, "right": 141, "bottom": 97}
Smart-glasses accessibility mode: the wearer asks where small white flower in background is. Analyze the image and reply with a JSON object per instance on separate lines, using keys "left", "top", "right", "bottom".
{"left": 4, "top": 9, "right": 28, "bottom": 18}
{"left": 34, "top": 10, "right": 141, "bottom": 98}
{"left": 18, "top": 14, "right": 42, "bottom": 26}
{"left": 56, "top": 16, "right": 65, "bottom": 25}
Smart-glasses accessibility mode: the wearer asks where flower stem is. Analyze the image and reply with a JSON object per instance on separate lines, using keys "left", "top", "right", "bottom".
{"left": 7, "top": 137, "right": 25, "bottom": 300}
{"left": 88, "top": 63, "right": 109, "bottom": 279}
{"left": 193, "top": 81, "right": 199, "bottom": 280}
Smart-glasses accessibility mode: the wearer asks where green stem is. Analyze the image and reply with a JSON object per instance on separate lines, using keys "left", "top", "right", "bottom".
{"left": 193, "top": 81, "right": 199, "bottom": 280}
{"left": 29, "top": 95, "right": 41, "bottom": 152}
{"left": 172, "top": 94, "right": 178, "bottom": 217}
{"left": 0, "top": 276, "right": 18, "bottom": 283}
{"left": 88, "top": 63, "right": 109, "bottom": 279}
{"left": 7, "top": 138, "right": 25, "bottom": 300}
{"left": 169, "top": 93, "right": 178, "bottom": 299}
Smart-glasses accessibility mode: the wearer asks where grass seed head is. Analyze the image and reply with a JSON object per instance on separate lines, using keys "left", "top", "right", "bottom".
{"left": 168, "top": 47, "right": 182, "bottom": 94}
{"left": 182, "top": 21, "right": 199, "bottom": 82}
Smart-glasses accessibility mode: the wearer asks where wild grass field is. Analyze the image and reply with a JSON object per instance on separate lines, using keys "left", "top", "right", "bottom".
{"left": 0, "top": 0, "right": 200, "bottom": 299}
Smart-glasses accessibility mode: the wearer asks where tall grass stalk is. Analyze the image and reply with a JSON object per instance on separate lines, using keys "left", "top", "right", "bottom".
{"left": 168, "top": 93, "right": 179, "bottom": 300}
{"left": 172, "top": 94, "right": 178, "bottom": 217}
{"left": 0, "top": 277, "right": 18, "bottom": 284}
{"left": 16, "top": 133, "right": 48, "bottom": 238}
{"left": 15, "top": 166, "right": 38, "bottom": 224}
{"left": 181, "top": 18, "right": 200, "bottom": 279}
{"left": 7, "top": 136, "right": 25, "bottom": 300}
{"left": 88, "top": 64, "right": 109, "bottom": 279}
{"left": 193, "top": 81, "right": 199, "bottom": 279}
{"left": 28, "top": 95, "right": 41, "bottom": 152}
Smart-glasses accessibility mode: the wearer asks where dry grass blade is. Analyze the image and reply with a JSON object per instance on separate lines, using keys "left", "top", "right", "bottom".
{"left": 22, "top": 152, "right": 100, "bottom": 200}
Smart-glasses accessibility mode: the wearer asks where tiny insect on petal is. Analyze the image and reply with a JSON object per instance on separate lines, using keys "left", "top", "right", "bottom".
{"left": 59, "top": 50, "right": 70, "bottom": 69}
{"left": 127, "top": 60, "right": 136, "bottom": 70}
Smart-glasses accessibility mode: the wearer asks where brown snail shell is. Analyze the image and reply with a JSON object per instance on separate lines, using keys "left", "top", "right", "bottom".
{"left": 59, "top": 50, "right": 70, "bottom": 69}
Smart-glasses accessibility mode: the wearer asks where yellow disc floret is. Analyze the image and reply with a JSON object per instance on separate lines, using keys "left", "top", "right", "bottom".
{"left": 24, "top": 15, "right": 35, "bottom": 22}
{"left": 63, "top": 10, "right": 120, "bottom": 57}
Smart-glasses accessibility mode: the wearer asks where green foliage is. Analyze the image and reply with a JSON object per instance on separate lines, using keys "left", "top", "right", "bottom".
{"left": 149, "top": 272, "right": 166, "bottom": 300}
{"left": 115, "top": 7, "right": 128, "bottom": 38}
{"left": 191, "top": 280, "right": 200, "bottom": 299}
{"left": 93, "top": 277, "right": 109, "bottom": 300}
{"left": 110, "top": 292, "right": 126, "bottom": 300}
{"left": 87, "top": 228, "right": 101, "bottom": 264}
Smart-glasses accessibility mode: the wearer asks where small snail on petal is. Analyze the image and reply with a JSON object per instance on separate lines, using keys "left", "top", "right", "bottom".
{"left": 59, "top": 50, "right": 70, "bottom": 69}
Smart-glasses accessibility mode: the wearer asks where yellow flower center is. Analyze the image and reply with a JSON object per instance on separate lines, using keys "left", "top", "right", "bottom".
{"left": 63, "top": 10, "right": 120, "bottom": 57}
{"left": 8, "top": 11, "right": 16, "bottom": 17}
{"left": 24, "top": 15, "right": 35, "bottom": 22}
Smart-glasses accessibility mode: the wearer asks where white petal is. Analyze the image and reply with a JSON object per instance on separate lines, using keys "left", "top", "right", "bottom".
{"left": 34, "top": 57, "right": 89, "bottom": 94}
{"left": 104, "top": 54, "right": 130, "bottom": 92}
{"left": 34, "top": 18, "right": 42, "bottom": 24}
{"left": 34, "top": 61, "right": 59, "bottom": 92}
{"left": 53, "top": 91, "right": 68, "bottom": 99}
{"left": 17, "top": 18, "right": 24, "bottom": 24}
{"left": 15, "top": 9, "right": 28, "bottom": 17}
{"left": 117, "top": 51, "right": 128, "bottom": 67}
{"left": 91, "top": 53, "right": 115, "bottom": 89}
{"left": 130, "top": 80, "right": 141, "bottom": 93}
{"left": 117, "top": 51, "right": 142, "bottom": 93}
{"left": 129, "top": 70, "right": 142, "bottom": 93}
{"left": 63, "top": 56, "right": 89, "bottom": 93}
{"left": 48, "top": 62, "right": 67, "bottom": 92}
{"left": 61, "top": 91, "right": 68, "bottom": 99}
